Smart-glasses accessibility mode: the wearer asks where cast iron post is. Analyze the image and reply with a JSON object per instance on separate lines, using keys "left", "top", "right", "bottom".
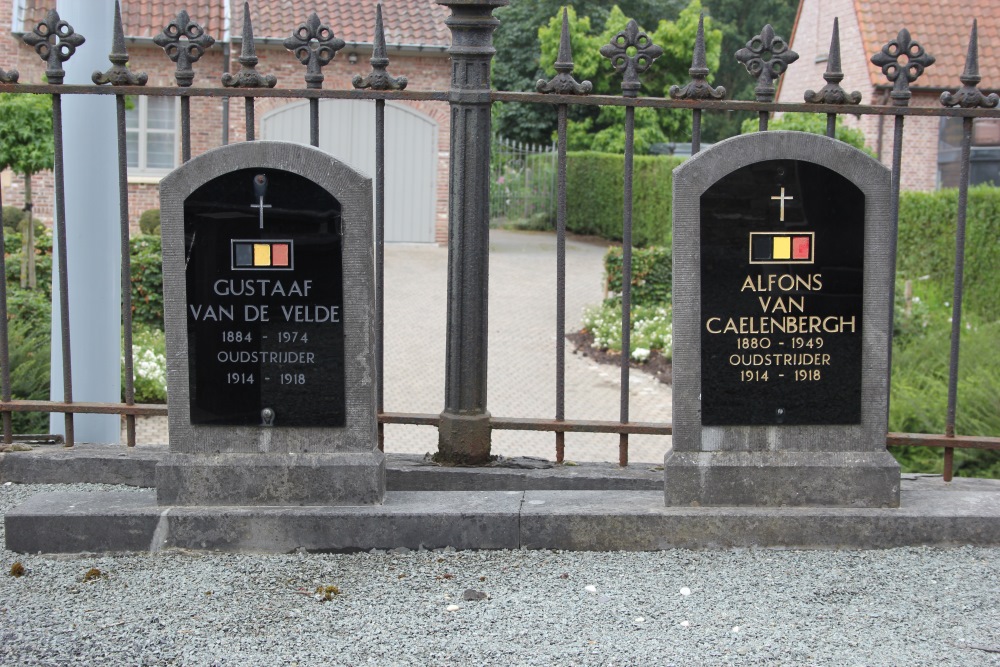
{"left": 436, "top": 0, "right": 507, "bottom": 464}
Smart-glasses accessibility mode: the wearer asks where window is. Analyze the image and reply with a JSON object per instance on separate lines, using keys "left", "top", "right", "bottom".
{"left": 126, "top": 97, "right": 178, "bottom": 176}
{"left": 938, "top": 117, "right": 1000, "bottom": 188}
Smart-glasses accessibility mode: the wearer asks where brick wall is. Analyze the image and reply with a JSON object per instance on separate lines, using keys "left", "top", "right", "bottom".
{"left": 777, "top": 0, "right": 940, "bottom": 191}
{"left": 1, "top": 3, "right": 454, "bottom": 243}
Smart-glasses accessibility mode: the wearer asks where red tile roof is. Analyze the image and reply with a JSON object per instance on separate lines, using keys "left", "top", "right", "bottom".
{"left": 23, "top": 1, "right": 450, "bottom": 47}
{"left": 854, "top": 0, "right": 999, "bottom": 89}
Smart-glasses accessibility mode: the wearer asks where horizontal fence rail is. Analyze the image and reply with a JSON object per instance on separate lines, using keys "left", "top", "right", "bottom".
{"left": 0, "top": 3, "right": 997, "bottom": 482}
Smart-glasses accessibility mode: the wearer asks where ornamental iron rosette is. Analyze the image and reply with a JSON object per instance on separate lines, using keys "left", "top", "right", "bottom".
{"left": 735, "top": 24, "right": 798, "bottom": 103}
{"left": 669, "top": 13, "right": 725, "bottom": 101}
{"left": 536, "top": 8, "right": 592, "bottom": 95}
{"left": 93, "top": 1, "right": 148, "bottom": 87}
{"left": 804, "top": 18, "right": 860, "bottom": 105}
{"left": 940, "top": 20, "right": 999, "bottom": 109}
{"left": 353, "top": 4, "right": 407, "bottom": 91}
{"left": 222, "top": 2, "right": 277, "bottom": 89}
{"left": 599, "top": 19, "right": 663, "bottom": 98}
{"left": 0, "top": 67, "right": 18, "bottom": 84}
{"left": 870, "top": 28, "right": 934, "bottom": 107}
{"left": 153, "top": 10, "right": 216, "bottom": 87}
{"left": 22, "top": 9, "right": 85, "bottom": 85}
{"left": 284, "top": 13, "right": 345, "bottom": 89}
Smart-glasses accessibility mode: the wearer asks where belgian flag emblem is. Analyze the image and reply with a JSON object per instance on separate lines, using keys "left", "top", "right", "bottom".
{"left": 749, "top": 232, "right": 814, "bottom": 264}
{"left": 231, "top": 240, "right": 294, "bottom": 270}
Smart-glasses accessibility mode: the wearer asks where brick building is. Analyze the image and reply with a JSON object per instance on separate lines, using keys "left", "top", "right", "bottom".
{"left": 777, "top": 0, "right": 1000, "bottom": 191}
{"left": 2, "top": 1, "right": 452, "bottom": 243}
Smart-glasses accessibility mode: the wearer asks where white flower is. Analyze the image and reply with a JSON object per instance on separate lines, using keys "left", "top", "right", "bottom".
{"left": 631, "top": 347, "right": 650, "bottom": 361}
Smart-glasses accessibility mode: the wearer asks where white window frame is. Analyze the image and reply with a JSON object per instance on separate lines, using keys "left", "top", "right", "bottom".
{"left": 126, "top": 96, "right": 180, "bottom": 182}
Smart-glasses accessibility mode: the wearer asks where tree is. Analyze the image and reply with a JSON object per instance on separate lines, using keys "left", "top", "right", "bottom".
{"left": 537, "top": 2, "right": 722, "bottom": 153}
{"left": 700, "top": 0, "right": 799, "bottom": 142}
{"left": 0, "top": 93, "right": 54, "bottom": 289}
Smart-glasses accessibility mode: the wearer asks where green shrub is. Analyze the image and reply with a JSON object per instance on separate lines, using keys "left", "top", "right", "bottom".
{"left": 4, "top": 227, "right": 53, "bottom": 296}
{"left": 130, "top": 235, "right": 163, "bottom": 329}
{"left": 581, "top": 301, "right": 673, "bottom": 361}
{"left": 2, "top": 206, "right": 24, "bottom": 231}
{"left": 739, "top": 113, "right": 873, "bottom": 154}
{"left": 565, "top": 152, "right": 682, "bottom": 247}
{"left": 603, "top": 245, "right": 671, "bottom": 308}
{"left": 897, "top": 186, "right": 1000, "bottom": 322}
{"left": 3, "top": 315, "right": 50, "bottom": 433}
{"left": 138, "top": 209, "right": 160, "bottom": 236}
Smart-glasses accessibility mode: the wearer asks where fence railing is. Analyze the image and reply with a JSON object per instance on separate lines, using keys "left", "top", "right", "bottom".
{"left": 489, "top": 135, "right": 556, "bottom": 227}
{"left": 0, "top": 3, "right": 998, "bottom": 479}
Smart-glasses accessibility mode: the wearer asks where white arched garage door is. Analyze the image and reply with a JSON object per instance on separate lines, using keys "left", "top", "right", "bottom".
{"left": 262, "top": 100, "right": 437, "bottom": 243}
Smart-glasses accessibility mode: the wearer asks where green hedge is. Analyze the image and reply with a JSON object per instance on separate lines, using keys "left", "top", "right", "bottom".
{"left": 565, "top": 152, "right": 683, "bottom": 247}
{"left": 897, "top": 186, "right": 1000, "bottom": 322}
{"left": 130, "top": 235, "right": 163, "bottom": 329}
{"left": 603, "top": 245, "right": 671, "bottom": 308}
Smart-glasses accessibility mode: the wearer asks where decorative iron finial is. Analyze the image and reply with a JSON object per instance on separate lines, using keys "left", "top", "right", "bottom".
{"left": 735, "top": 24, "right": 798, "bottom": 103}
{"left": 537, "top": 8, "right": 592, "bottom": 95}
{"left": 804, "top": 18, "right": 860, "bottom": 105}
{"left": 353, "top": 4, "right": 407, "bottom": 91}
{"left": 93, "top": 1, "right": 148, "bottom": 86}
{"left": 669, "top": 13, "right": 725, "bottom": 100}
{"left": 284, "top": 13, "right": 345, "bottom": 89}
{"left": 154, "top": 10, "right": 216, "bottom": 87}
{"left": 600, "top": 19, "right": 662, "bottom": 97}
{"left": 22, "top": 9, "right": 85, "bottom": 85}
{"left": 222, "top": 2, "right": 277, "bottom": 89}
{"left": 871, "top": 28, "right": 934, "bottom": 107}
{"left": 0, "top": 67, "right": 18, "bottom": 84}
{"left": 941, "top": 20, "right": 999, "bottom": 109}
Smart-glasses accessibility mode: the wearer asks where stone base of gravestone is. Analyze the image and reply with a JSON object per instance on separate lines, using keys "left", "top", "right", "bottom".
{"left": 156, "top": 453, "right": 385, "bottom": 506}
{"left": 157, "top": 141, "right": 382, "bottom": 506}
{"left": 665, "top": 132, "right": 900, "bottom": 508}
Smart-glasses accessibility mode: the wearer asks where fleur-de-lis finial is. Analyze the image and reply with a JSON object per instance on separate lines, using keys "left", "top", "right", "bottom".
{"left": 804, "top": 18, "right": 860, "bottom": 105}
{"left": 284, "top": 13, "right": 345, "bottom": 89}
{"left": 93, "top": 1, "right": 148, "bottom": 86}
{"left": 222, "top": 2, "right": 277, "bottom": 89}
{"left": 941, "top": 20, "right": 999, "bottom": 109}
{"left": 735, "top": 24, "right": 798, "bottom": 103}
{"left": 353, "top": 4, "right": 407, "bottom": 91}
{"left": 871, "top": 28, "right": 934, "bottom": 107}
{"left": 599, "top": 19, "right": 663, "bottom": 97}
{"left": 669, "top": 13, "right": 725, "bottom": 100}
{"left": 22, "top": 9, "right": 85, "bottom": 85}
{"left": 153, "top": 10, "right": 216, "bottom": 87}
{"left": 537, "top": 8, "right": 592, "bottom": 95}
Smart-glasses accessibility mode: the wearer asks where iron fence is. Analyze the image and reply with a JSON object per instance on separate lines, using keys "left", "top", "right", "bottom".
{"left": 0, "top": 2, "right": 998, "bottom": 479}
{"left": 489, "top": 135, "right": 557, "bottom": 227}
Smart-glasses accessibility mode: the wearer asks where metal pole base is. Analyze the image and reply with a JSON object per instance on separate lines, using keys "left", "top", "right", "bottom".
{"left": 436, "top": 411, "right": 492, "bottom": 464}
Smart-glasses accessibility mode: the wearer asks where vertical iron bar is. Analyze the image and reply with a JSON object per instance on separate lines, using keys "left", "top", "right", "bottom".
{"left": 245, "top": 97, "right": 255, "bottom": 141}
{"left": 52, "top": 93, "right": 74, "bottom": 446}
{"left": 885, "top": 114, "right": 905, "bottom": 402}
{"left": 310, "top": 98, "right": 320, "bottom": 148}
{"left": 116, "top": 95, "right": 136, "bottom": 446}
{"left": 0, "top": 189, "right": 11, "bottom": 443}
{"left": 758, "top": 111, "right": 768, "bottom": 131}
{"left": 375, "top": 98, "right": 385, "bottom": 451}
{"left": 555, "top": 104, "right": 568, "bottom": 463}
{"left": 181, "top": 95, "right": 191, "bottom": 162}
{"left": 222, "top": 43, "right": 231, "bottom": 146}
{"left": 619, "top": 105, "right": 635, "bottom": 467}
{"left": 943, "top": 116, "right": 973, "bottom": 482}
{"left": 943, "top": 447, "right": 955, "bottom": 481}
{"left": 691, "top": 109, "right": 701, "bottom": 155}
{"left": 826, "top": 113, "right": 836, "bottom": 138}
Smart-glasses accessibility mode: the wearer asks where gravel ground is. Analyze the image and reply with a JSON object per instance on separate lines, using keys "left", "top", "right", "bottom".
{"left": 2, "top": 483, "right": 1000, "bottom": 666}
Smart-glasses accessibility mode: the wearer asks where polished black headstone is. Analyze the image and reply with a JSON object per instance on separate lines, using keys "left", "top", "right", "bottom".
{"left": 700, "top": 160, "right": 864, "bottom": 426}
{"left": 184, "top": 168, "right": 345, "bottom": 427}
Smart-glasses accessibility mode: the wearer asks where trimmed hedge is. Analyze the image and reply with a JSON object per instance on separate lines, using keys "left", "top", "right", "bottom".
{"left": 130, "top": 235, "right": 164, "bottom": 329}
{"left": 604, "top": 245, "right": 671, "bottom": 308}
{"left": 897, "top": 186, "right": 1000, "bottom": 322}
{"left": 565, "top": 152, "right": 683, "bottom": 248}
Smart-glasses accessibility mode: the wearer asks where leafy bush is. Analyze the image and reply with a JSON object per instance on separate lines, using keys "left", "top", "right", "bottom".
{"left": 130, "top": 235, "right": 163, "bottom": 329}
{"left": 565, "top": 152, "right": 683, "bottom": 247}
{"left": 604, "top": 245, "right": 671, "bottom": 308}
{"left": 2, "top": 206, "right": 24, "bottom": 231}
{"left": 4, "top": 228, "right": 53, "bottom": 297}
{"left": 897, "top": 186, "right": 1000, "bottom": 322}
{"left": 125, "top": 326, "right": 166, "bottom": 404}
{"left": 138, "top": 209, "right": 160, "bottom": 236}
{"left": 739, "top": 113, "right": 873, "bottom": 154}
{"left": 3, "top": 314, "right": 50, "bottom": 433}
{"left": 581, "top": 301, "right": 672, "bottom": 361}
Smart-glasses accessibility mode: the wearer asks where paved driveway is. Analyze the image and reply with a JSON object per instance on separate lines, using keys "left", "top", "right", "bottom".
{"left": 383, "top": 229, "right": 673, "bottom": 463}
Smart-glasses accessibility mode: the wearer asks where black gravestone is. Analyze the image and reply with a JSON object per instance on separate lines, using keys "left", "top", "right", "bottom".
{"left": 184, "top": 168, "right": 345, "bottom": 427}
{"left": 700, "top": 160, "right": 864, "bottom": 426}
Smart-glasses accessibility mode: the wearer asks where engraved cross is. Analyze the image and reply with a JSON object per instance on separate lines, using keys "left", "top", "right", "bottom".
{"left": 251, "top": 174, "right": 271, "bottom": 229}
{"left": 771, "top": 187, "right": 793, "bottom": 222}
